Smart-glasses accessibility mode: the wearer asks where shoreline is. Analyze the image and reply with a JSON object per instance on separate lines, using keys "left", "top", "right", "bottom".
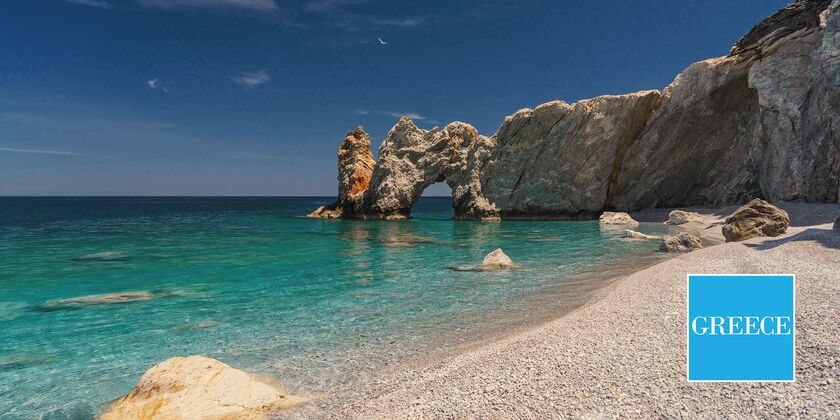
{"left": 294, "top": 202, "right": 840, "bottom": 418}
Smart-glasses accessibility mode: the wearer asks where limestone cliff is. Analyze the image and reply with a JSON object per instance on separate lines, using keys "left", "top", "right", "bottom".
{"left": 312, "top": 0, "right": 840, "bottom": 220}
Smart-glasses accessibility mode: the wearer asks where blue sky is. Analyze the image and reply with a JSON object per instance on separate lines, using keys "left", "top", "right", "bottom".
{"left": 0, "top": 0, "right": 787, "bottom": 196}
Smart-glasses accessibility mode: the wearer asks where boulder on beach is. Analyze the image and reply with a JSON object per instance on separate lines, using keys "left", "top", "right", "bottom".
{"left": 660, "top": 233, "right": 703, "bottom": 253}
{"left": 664, "top": 210, "right": 702, "bottom": 225}
{"left": 722, "top": 199, "right": 790, "bottom": 242}
{"left": 101, "top": 356, "right": 305, "bottom": 420}
{"left": 625, "top": 229, "right": 662, "bottom": 240}
{"left": 599, "top": 212, "right": 639, "bottom": 227}
{"left": 37, "top": 291, "right": 154, "bottom": 311}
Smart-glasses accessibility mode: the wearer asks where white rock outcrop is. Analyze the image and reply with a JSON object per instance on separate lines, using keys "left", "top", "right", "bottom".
{"left": 101, "top": 356, "right": 305, "bottom": 420}
{"left": 312, "top": 0, "right": 839, "bottom": 220}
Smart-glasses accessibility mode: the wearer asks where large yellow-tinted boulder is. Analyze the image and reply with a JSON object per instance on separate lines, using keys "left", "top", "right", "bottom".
{"left": 102, "top": 356, "right": 304, "bottom": 420}
{"left": 722, "top": 199, "right": 790, "bottom": 242}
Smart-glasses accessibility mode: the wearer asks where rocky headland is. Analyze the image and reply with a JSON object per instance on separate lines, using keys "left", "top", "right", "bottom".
{"left": 312, "top": 0, "right": 840, "bottom": 220}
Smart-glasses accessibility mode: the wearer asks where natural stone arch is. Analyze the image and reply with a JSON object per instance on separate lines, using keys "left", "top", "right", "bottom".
{"left": 359, "top": 117, "right": 491, "bottom": 219}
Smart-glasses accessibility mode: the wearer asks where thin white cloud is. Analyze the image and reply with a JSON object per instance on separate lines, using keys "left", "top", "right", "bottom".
{"left": 382, "top": 111, "right": 426, "bottom": 120}
{"left": 147, "top": 78, "right": 169, "bottom": 93}
{"left": 354, "top": 110, "right": 427, "bottom": 120}
{"left": 0, "top": 147, "right": 83, "bottom": 156}
{"left": 64, "top": 0, "right": 113, "bottom": 8}
{"left": 304, "top": 0, "right": 425, "bottom": 30}
{"left": 137, "top": 0, "right": 277, "bottom": 11}
{"left": 233, "top": 70, "right": 271, "bottom": 88}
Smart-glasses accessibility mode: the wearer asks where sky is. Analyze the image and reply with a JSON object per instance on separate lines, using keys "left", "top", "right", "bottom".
{"left": 0, "top": 0, "right": 788, "bottom": 196}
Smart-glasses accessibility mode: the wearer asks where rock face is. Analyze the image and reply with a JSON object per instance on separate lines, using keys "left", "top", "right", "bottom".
{"left": 308, "top": 127, "right": 376, "bottom": 218}
{"left": 599, "top": 212, "right": 640, "bottom": 226}
{"left": 665, "top": 210, "right": 703, "bottom": 225}
{"left": 313, "top": 0, "right": 840, "bottom": 220}
{"left": 722, "top": 198, "right": 791, "bottom": 242}
{"left": 660, "top": 233, "right": 704, "bottom": 253}
{"left": 101, "top": 356, "right": 304, "bottom": 420}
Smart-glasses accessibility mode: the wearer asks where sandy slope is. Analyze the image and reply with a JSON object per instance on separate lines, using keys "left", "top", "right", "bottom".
{"left": 320, "top": 204, "right": 840, "bottom": 418}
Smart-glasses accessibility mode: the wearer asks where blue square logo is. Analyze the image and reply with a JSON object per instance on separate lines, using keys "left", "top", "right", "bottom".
{"left": 687, "top": 274, "right": 795, "bottom": 382}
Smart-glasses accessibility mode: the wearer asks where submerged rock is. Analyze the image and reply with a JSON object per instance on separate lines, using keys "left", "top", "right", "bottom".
{"left": 625, "top": 230, "right": 662, "bottom": 240}
{"left": 722, "top": 199, "right": 790, "bottom": 242}
{"left": 101, "top": 356, "right": 305, "bottom": 420}
{"left": 665, "top": 210, "right": 703, "bottom": 225}
{"left": 72, "top": 251, "right": 130, "bottom": 261}
{"left": 660, "top": 233, "right": 704, "bottom": 253}
{"left": 37, "top": 291, "right": 154, "bottom": 311}
{"left": 0, "top": 352, "right": 56, "bottom": 372}
{"left": 599, "top": 212, "right": 640, "bottom": 226}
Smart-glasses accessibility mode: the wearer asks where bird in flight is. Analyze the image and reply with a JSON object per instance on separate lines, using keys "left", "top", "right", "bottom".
{"left": 378, "top": 37, "right": 388, "bottom": 45}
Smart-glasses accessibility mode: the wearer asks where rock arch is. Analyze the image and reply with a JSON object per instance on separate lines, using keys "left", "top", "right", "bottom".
{"left": 359, "top": 117, "right": 495, "bottom": 220}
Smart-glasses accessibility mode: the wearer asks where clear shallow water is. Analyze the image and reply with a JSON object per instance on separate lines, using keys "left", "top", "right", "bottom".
{"left": 0, "top": 197, "right": 672, "bottom": 418}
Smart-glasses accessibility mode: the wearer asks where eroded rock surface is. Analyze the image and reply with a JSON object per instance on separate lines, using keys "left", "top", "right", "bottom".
{"left": 101, "top": 356, "right": 304, "bottom": 420}
{"left": 308, "top": 127, "right": 376, "bottom": 218}
{"left": 722, "top": 198, "right": 790, "bottom": 242}
{"left": 312, "top": 0, "right": 839, "bottom": 220}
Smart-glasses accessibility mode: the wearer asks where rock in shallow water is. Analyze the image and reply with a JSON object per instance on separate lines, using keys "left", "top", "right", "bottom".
{"left": 453, "top": 248, "right": 518, "bottom": 272}
{"left": 101, "top": 356, "right": 305, "bottom": 420}
{"left": 599, "top": 212, "right": 639, "bottom": 226}
{"left": 722, "top": 198, "right": 790, "bottom": 242}
{"left": 37, "top": 291, "right": 154, "bottom": 311}
{"left": 625, "top": 229, "right": 662, "bottom": 240}
{"left": 481, "top": 248, "right": 514, "bottom": 269}
{"left": 660, "top": 233, "right": 703, "bottom": 253}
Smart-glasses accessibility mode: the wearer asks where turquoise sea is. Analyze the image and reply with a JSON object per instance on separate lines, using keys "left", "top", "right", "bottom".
{"left": 0, "top": 197, "right": 672, "bottom": 418}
